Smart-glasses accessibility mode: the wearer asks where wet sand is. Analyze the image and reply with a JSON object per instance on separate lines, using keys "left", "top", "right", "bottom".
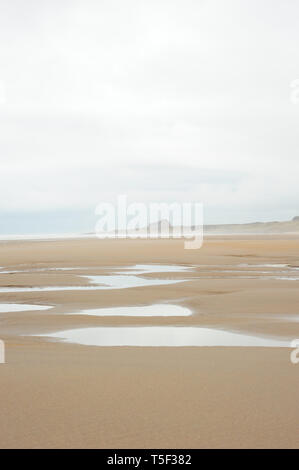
{"left": 0, "top": 236, "right": 299, "bottom": 448}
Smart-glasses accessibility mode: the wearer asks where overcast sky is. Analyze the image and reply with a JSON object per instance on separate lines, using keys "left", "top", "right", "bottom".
{"left": 1, "top": 0, "right": 299, "bottom": 234}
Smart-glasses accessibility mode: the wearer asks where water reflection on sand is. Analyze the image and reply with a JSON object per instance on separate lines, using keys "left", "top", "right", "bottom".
{"left": 39, "top": 326, "right": 290, "bottom": 348}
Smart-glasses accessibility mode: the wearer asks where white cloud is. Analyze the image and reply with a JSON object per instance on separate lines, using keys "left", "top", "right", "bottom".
{"left": 0, "top": 0, "right": 299, "bottom": 228}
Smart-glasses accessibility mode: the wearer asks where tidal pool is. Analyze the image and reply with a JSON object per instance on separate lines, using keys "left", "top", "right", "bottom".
{"left": 0, "top": 304, "right": 53, "bottom": 313}
{"left": 0, "top": 264, "right": 192, "bottom": 293}
{"left": 38, "top": 326, "right": 290, "bottom": 347}
{"left": 71, "top": 304, "right": 192, "bottom": 317}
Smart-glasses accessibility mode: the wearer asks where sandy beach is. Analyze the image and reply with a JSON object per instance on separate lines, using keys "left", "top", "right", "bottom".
{"left": 2, "top": 0, "right": 299, "bottom": 452}
{"left": 0, "top": 236, "right": 299, "bottom": 448}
